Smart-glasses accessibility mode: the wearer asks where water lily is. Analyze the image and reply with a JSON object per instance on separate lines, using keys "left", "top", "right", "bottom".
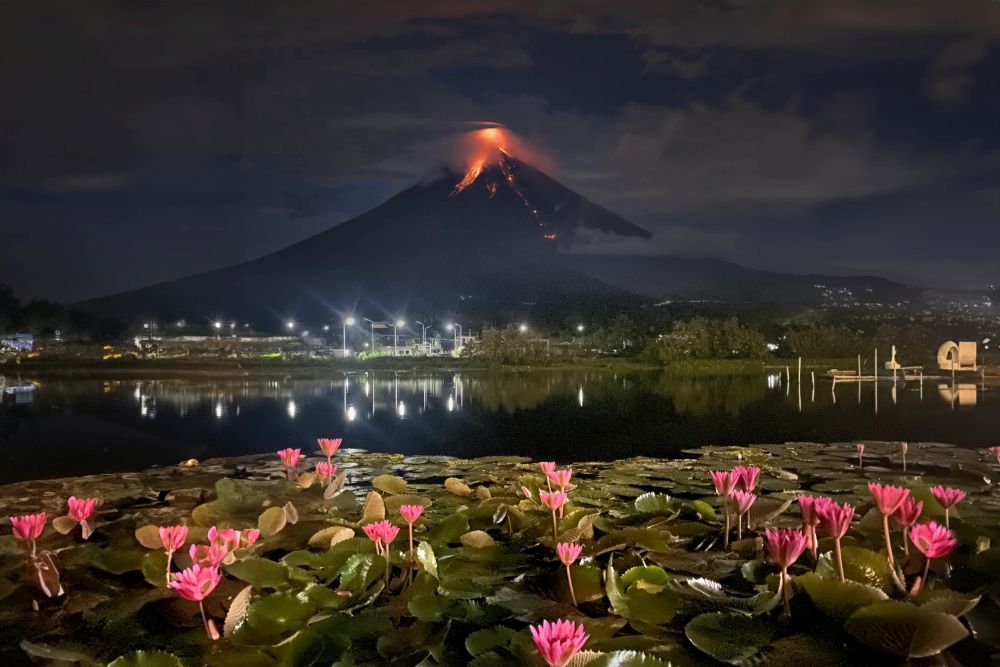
{"left": 10, "top": 512, "right": 46, "bottom": 554}
{"left": 733, "top": 465, "right": 760, "bottom": 492}
{"left": 909, "top": 521, "right": 957, "bottom": 594}
{"left": 373, "top": 520, "right": 399, "bottom": 590}
{"left": 556, "top": 542, "right": 583, "bottom": 605}
{"left": 815, "top": 498, "right": 855, "bottom": 582}
{"left": 990, "top": 445, "right": 1000, "bottom": 463}
{"left": 547, "top": 468, "right": 572, "bottom": 517}
{"left": 899, "top": 441, "right": 909, "bottom": 471}
{"left": 930, "top": 485, "right": 966, "bottom": 528}
{"left": 399, "top": 504, "right": 425, "bottom": 580}
{"left": 540, "top": 491, "right": 568, "bottom": 541}
{"left": 159, "top": 525, "right": 189, "bottom": 581}
{"left": 869, "top": 483, "right": 911, "bottom": 567}
{"left": 316, "top": 461, "right": 337, "bottom": 486}
{"left": 728, "top": 489, "right": 756, "bottom": 540}
{"left": 241, "top": 529, "right": 260, "bottom": 548}
{"left": 892, "top": 496, "right": 923, "bottom": 556}
{"left": 208, "top": 526, "right": 241, "bottom": 553}
{"left": 276, "top": 448, "right": 302, "bottom": 480}
{"left": 797, "top": 495, "right": 821, "bottom": 561}
{"left": 765, "top": 527, "right": 807, "bottom": 616}
{"left": 66, "top": 496, "right": 99, "bottom": 539}
{"left": 710, "top": 470, "right": 736, "bottom": 550}
{"left": 856, "top": 443, "right": 865, "bottom": 468}
{"left": 169, "top": 564, "right": 223, "bottom": 640}
{"left": 530, "top": 619, "right": 588, "bottom": 667}
{"left": 363, "top": 522, "right": 385, "bottom": 555}
{"left": 316, "top": 437, "right": 342, "bottom": 465}
{"left": 539, "top": 461, "right": 557, "bottom": 490}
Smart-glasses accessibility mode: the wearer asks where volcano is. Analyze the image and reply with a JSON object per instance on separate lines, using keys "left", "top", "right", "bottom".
{"left": 77, "top": 132, "right": 654, "bottom": 326}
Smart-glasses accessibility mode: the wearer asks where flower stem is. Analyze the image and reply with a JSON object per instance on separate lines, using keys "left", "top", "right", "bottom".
{"left": 723, "top": 508, "right": 730, "bottom": 551}
{"left": 408, "top": 524, "right": 415, "bottom": 585}
{"left": 944, "top": 508, "right": 950, "bottom": 529}
{"left": 566, "top": 565, "right": 577, "bottom": 606}
{"left": 199, "top": 601, "right": 211, "bottom": 640}
{"left": 921, "top": 557, "right": 931, "bottom": 592}
{"left": 833, "top": 537, "right": 845, "bottom": 583}
{"left": 551, "top": 508, "right": 559, "bottom": 542}
{"left": 165, "top": 552, "right": 173, "bottom": 585}
{"left": 781, "top": 568, "right": 791, "bottom": 617}
{"left": 882, "top": 514, "right": 895, "bottom": 568}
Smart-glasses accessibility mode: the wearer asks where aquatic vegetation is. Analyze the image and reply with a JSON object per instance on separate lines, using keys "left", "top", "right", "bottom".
{"left": 869, "top": 482, "right": 911, "bottom": 567}
{"left": 856, "top": 442, "right": 865, "bottom": 467}
{"left": 930, "top": 485, "right": 967, "bottom": 528}
{"left": 0, "top": 440, "right": 998, "bottom": 665}
{"left": 276, "top": 447, "right": 302, "bottom": 480}
{"left": 316, "top": 437, "right": 342, "bottom": 466}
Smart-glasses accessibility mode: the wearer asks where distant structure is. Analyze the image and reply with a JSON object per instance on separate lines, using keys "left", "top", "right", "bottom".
{"left": 0, "top": 333, "right": 33, "bottom": 351}
{"left": 937, "top": 340, "right": 977, "bottom": 371}
{"left": 884, "top": 345, "right": 902, "bottom": 370}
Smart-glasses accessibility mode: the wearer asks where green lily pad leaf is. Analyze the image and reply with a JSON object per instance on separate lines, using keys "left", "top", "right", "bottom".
{"left": 19, "top": 641, "right": 102, "bottom": 666}
{"left": 797, "top": 571, "right": 888, "bottom": 623}
{"left": 215, "top": 477, "right": 265, "bottom": 512}
{"left": 466, "top": 626, "right": 517, "bottom": 657}
{"left": 913, "top": 588, "right": 982, "bottom": 617}
{"left": 844, "top": 600, "right": 969, "bottom": 658}
{"left": 225, "top": 557, "right": 291, "bottom": 589}
{"left": 372, "top": 474, "right": 407, "bottom": 495}
{"left": 416, "top": 541, "right": 438, "bottom": 579}
{"left": 685, "top": 612, "right": 776, "bottom": 664}
{"left": 620, "top": 566, "right": 669, "bottom": 589}
{"left": 108, "top": 650, "right": 187, "bottom": 667}
{"left": 257, "top": 506, "right": 287, "bottom": 537}
{"left": 625, "top": 588, "right": 680, "bottom": 625}
{"left": 816, "top": 546, "right": 895, "bottom": 593}
{"left": 427, "top": 513, "right": 469, "bottom": 543}
{"left": 670, "top": 577, "right": 781, "bottom": 615}
{"left": 634, "top": 492, "right": 675, "bottom": 514}
{"left": 246, "top": 592, "right": 316, "bottom": 639}
{"left": 606, "top": 557, "right": 629, "bottom": 618}
{"left": 760, "top": 634, "right": 850, "bottom": 666}
{"left": 91, "top": 547, "right": 146, "bottom": 575}
{"left": 461, "top": 530, "right": 496, "bottom": 549}
{"left": 141, "top": 551, "right": 168, "bottom": 586}
{"left": 691, "top": 499, "right": 716, "bottom": 521}
{"left": 559, "top": 564, "right": 604, "bottom": 603}
{"left": 407, "top": 572, "right": 451, "bottom": 622}
{"left": 746, "top": 496, "right": 793, "bottom": 528}
{"left": 224, "top": 585, "right": 254, "bottom": 638}
{"left": 339, "top": 553, "right": 385, "bottom": 593}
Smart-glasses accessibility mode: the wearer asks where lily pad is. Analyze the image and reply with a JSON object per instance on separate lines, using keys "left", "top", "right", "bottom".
{"left": 796, "top": 571, "right": 888, "bottom": 623}
{"left": 684, "top": 612, "right": 776, "bottom": 664}
{"left": 844, "top": 600, "right": 969, "bottom": 658}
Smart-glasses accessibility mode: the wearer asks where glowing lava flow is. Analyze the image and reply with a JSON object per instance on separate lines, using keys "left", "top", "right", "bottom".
{"left": 451, "top": 127, "right": 510, "bottom": 196}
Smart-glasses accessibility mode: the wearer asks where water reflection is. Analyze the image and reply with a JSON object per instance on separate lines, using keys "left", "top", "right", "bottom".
{"left": 1, "top": 369, "right": 997, "bottom": 483}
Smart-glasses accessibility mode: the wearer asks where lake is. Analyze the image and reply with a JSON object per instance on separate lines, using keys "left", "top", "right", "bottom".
{"left": 1, "top": 369, "right": 997, "bottom": 483}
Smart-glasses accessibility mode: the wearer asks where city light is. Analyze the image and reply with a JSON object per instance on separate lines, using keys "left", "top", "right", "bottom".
{"left": 519, "top": 323, "right": 528, "bottom": 333}
{"left": 396, "top": 319, "right": 405, "bottom": 327}
{"left": 213, "top": 321, "right": 222, "bottom": 329}
{"left": 576, "top": 324, "right": 584, "bottom": 332}
{"left": 286, "top": 320, "right": 295, "bottom": 329}
{"left": 345, "top": 316, "right": 355, "bottom": 326}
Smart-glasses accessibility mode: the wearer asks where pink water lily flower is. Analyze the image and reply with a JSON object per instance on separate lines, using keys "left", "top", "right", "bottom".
{"left": 893, "top": 496, "right": 923, "bottom": 556}
{"left": 989, "top": 446, "right": 1000, "bottom": 462}
{"left": 797, "top": 496, "right": 821, "bottom": 559}
{"left": 316, "top": 437, "right": 342, "bottom": 464}
{"left": 930, "top": 486, "right": 967, "bottom": 528}
{"left": 540, "top": 491, "right": 568, "bottom": 541}
{"left": 315, "top": 462, "right": 337, "bottom": 485}
{"left": 909, "top": 521, "right": 957, "bottom": 594}
{"left": 376, "top": 520, "right": 399, "bottom": 545}
{"left": 539, "top": 461, "right": 557, "bottom": 490}
{"left": 711, "top": 470, "right": 737, "bottom": 550}
{"left": 10, "top": 512, "right": 46, "bottom": 553}
{"left": 765, "top": 527, "right": 808, "bottom": 616}
{"left": 399, "top": 504, "right": 426, "bottom": 581}
{"left": 548, "top": 468, "right": 572, "bottom": 490}
{"left": 869, "top": 483, "right": 911, "bottom": 567}
{"left": 159, "top": 525, "right": 189, "bottom": 582}
{"left": 733, "top": 465, "right": 761, "bottom": 492}
{"left": 362, "top": 522, "right": 384, "bottom": 554}
{"left": 556, "top": 542, "right": 583, "bottom": 605}
{"left": 530, "top": 619, "right": 589, "bottom": 667}
{"left": 169, "top": 564, "right": 223, "bottom": 640}
{"left": 856, "top": 443, "right": 865, "bottom": 467}
{"left": 189, "top": 543, "right": 228, "bottom": 568}
{"left": 815, "top": 498, "right": 855, "bottom": 582}
{"left": 67, "top": 497, "right": 98, "bottom": 523}
{"left": 728, "top": 489, "right": 756, "bottom": 540}
{"left": 276, "top": 448, "right": 302, "bottom": 480}
{"left": 241, "top": 529, "right": 260, "bottom": 548}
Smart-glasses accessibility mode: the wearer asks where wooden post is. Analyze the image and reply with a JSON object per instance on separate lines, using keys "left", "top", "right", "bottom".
{"left": 798, "top": 357, "right": 802, "bottom": 385}
{"left": 857, "top": 354, "right": 861, "bottom": 378}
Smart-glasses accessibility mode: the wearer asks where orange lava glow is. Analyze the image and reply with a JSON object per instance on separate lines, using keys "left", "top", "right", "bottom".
{"left": 451, "top": 126, "right": 512, "bottom": 195}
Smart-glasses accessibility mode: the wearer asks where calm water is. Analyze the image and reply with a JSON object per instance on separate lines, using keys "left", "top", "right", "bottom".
{"left": 1, "top": 369, "right": 997, "bottom": 483}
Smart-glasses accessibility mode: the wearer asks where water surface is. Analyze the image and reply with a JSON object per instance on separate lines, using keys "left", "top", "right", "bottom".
{"left": 1, "top": 369, "right": 997, "bottom": 483}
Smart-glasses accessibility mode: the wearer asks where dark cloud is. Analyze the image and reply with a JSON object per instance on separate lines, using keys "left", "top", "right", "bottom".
{"left": 1, "top": 0, "right": 999, "bottom": 299}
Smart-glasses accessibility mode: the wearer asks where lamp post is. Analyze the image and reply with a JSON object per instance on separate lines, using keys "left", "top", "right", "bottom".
{"left": 448, "top": 322, "right": 462, "bottom": 351}
{"left": 343, "top": 316, "right": 355, "bottom": 357}
{"left": 213, "top": 321, "right": 222, "bottom": 340}
{"left": 362, "top": 318, "right": 376, "bottom": 353}
{"left": 519, "top": 323, "right": 528, "bottom": 333}
{"left": 286, "top": 320, "right": 295, "bottom": 335}
{"left": 415, "top": 320, "right": 428, "bottom": 355}
{"left": 394, "top": 320, "right": 405, "bottom": 357}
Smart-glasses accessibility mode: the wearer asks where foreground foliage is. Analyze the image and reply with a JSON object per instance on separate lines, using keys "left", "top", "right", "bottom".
{"left": 2, "top": 441, "right": 1000, "bottom": 666}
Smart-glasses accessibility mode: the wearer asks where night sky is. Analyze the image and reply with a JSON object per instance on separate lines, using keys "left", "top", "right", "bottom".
{"left": 2, "top": 1, "right": 999, "bottom": 301}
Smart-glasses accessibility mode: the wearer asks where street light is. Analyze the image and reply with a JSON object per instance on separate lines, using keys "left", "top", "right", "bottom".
{"left": 343, "top": 316, "right": 355, "bottom": 357}
{"left": 394, "top": 319, "right": 405, "bottom": 357}
{"left": 213, "top": 321, "right": 222, "bottom": 340}
{"left": 415, "top": 320, "right": 428, "bottom": 355}
{"left": 447, "top": 322, "right": 462, "bottom": 351}
{"left": 576, "top": 324, "right": 585, "bottom": 333}
{"left": 362, "top": 318, "right": 375, "bottom": 353}
{"left": 286, "top": 320, "right": 295, "bottom": 331}
{"left": 519, "top": 323, "right": 528, "bottom": 333}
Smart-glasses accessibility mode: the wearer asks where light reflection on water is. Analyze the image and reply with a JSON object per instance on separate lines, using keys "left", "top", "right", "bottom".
{"left": 1, "top": 370, "right": 997, "bottom": 483}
